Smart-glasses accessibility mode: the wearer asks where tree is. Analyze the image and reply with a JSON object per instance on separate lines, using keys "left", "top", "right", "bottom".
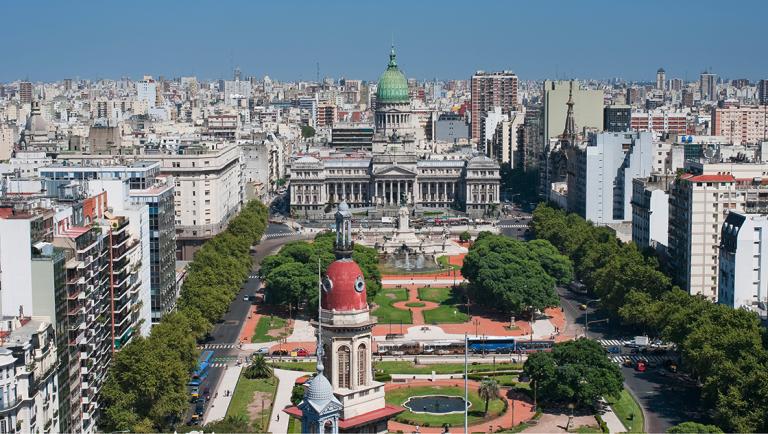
{"left": 478, "top": 378, "right": 500, "bottom": 415}
{"left": 459, "top": 231, "right": 471, "bottom": 243}
{"left": 300, "top": 125, "right": 316, "bottom": 138}
{"left": 204, "top": 414, "right": 251, "bottom": 432}
{"left": 291, "top": 383, "right": 305, "bottom": 405}
{"left": 667, "top": 422, "right": 723, "bottom": 433}
{"left": 265, "top": 262, "right": 316, "bottom": 308}
{"left": 244, "top": 354, "right": 273, "bottom": 379}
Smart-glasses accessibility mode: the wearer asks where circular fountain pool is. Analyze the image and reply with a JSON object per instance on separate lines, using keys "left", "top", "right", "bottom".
{"left": 403, "top": 395, "right": 470, "bottom": 414}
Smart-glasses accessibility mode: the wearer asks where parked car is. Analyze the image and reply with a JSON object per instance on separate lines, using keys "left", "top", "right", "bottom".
{"left": 254, "top": 347, "right": 269, "bottom": 355}
{"left": 203, "top": 387, "right": 211, "bottom": 401}
{"left": 272, "top": 349, "right": 289, "bottom": 356}
{"left": 194, "top": 398, "right": 205, "bottom": 416}
{"left": 293, "top": 347, "right": 309, "bottom": 357}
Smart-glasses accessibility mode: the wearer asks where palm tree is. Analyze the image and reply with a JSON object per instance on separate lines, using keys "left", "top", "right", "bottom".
{"left": 244, "top": 354, "right": 273, "bottom": 379}
{"left": 478, "top": 378, "right": 500, "bottom": 415}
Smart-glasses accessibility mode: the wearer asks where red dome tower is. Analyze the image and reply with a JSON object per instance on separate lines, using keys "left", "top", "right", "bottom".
{"left": 321, "top": 201, "right": 369, "bottom": 312}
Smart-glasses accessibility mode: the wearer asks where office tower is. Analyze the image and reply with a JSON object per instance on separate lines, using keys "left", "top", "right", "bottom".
{"left": 19, "top": 81, "right": 32, "bottom": 104}
{"left": 603, "top": 105, "right": 631, "bottom": 132}
{"left": 566, "top": 131, "right": 655, "bottom": 225}
{"left": 758, "top": 79, "right": 768, "bottom": 105}
{"left": 656, "top": 68, "right": 666, "bottom": 91}
{"left": 470, "top": 71, "right": 518, "bottom": 144}
{"left": 718, "top": 212, "right": 768, "bottom": 311}
{"left": 234, "top": 66, "right": 242, "bottom": 81}
{"left": 63, "top": 78, "right": 73, "bottom": 91}
{"left": 670, "top": 78, "right": 684, "bottom": 92}
{"left": 0, "top": 318, "right": 60, "bottom": 434}
{"left": 522, "top": 106, "right": 543, "bottom": 171}
{"left": 669, "top": 162, "right": 768, "bottom": 300}
{"left": 700, "top": 71, "right": 717, "bottom": 101}
{"left": 712, "top": 106, "right": 768, "bottom": 144}
{"left": 223, "top": 79, "right": 251, "bottom": 106}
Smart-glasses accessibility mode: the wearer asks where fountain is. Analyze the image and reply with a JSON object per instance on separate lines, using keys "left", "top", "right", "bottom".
{"left": 403, "top": 395, "right": 470, "bottom": 414}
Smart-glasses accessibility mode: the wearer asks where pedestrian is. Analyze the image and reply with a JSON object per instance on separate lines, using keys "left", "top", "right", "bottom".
{"left": 277, "top": 414, "right": 280, "bottom": 421}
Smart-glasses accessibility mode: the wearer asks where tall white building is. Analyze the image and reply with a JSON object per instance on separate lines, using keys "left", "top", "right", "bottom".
{"left": 224, "top": 80, "right": 252, "bottom": 106}
{"left": 718, "top": 211, "right": 768, "bottom": 315}
{"left": 567, "top": 131, "right": 655, "bottom": 225}
{"left": 631, "top": 174, "right": 674, "bottom": 251}
{"left": 136, "top": 78, "right": 157, "bottom": 109}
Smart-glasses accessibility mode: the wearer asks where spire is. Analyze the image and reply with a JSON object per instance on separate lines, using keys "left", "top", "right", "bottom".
{"left": 563, "top": 80, "right": 576, "bottom": 142}
{"left": 388, "top": 45, "right": 398, "bottom": 69}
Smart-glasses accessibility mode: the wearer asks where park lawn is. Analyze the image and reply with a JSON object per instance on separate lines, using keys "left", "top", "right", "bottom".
{"left": 251, "top": 315, "right": 288, "bottom": 343}
{"left": 269, "top": 361, "right": 316, "bottom": 372}
{"left": 372, "top": 288, "right": 413, "bottom": 324}
{"left": 423, "top": 305, "right": 469, "bottom": 323}
{"left": 607, "top": 389, "right": 644, "bottom": 433}
{"left": 385, "top": 385, "right": 505, "bottom": 427}
{"left": 226, "top": 374, "right": 278, "bottom": 431}
{"left": 374, "top": 361, "right": 522, "bottom": 375}
{"left": 418, "top": 286, "right": 453, "bottom": 303}
{"left": 437, "top": 255, "right": 461, "bottom": 270}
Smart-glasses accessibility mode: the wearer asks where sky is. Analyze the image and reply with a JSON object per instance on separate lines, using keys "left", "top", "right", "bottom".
{"left": 2, "top": 0, "right": 766, "bottom": 83}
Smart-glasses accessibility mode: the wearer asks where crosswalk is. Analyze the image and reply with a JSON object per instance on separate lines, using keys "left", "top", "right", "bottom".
{"left": 210, "top": 363, "right": 229, "bottom": 368}
{"left": 264, "top": 232, "right": 297, "bottom": 239}
{"left": 249, "top": 274, "right": 259, "bottom": 279}
{"left": 610, "top": 355, "right": 671, "bottom": 365}
{"left": 598, "top": 339, "right": 624, "bottom": 347}
{"left": 199, "top": 344, "right": 239, "bottom": 350}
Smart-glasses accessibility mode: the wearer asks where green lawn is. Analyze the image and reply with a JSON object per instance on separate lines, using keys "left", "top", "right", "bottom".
{"left": 226, "top": 374, "right": 278, "bottom": 431}
{"left": 287, "top": 416, "right": 301, "bottom": 433}
{"left": 571, "top": 425, "right": 602, "bottom": 433}
{"left": 607, "top": 389, "right": 644, "bottom": 433}
{"left": 372, "top": 288, "right": 413, "bottom": 324}
{"left": 437, "top": 255, "right": 461, "bottom": 270}
{"left": 405, "top": 301, "right": 425, "bottom": 307}
{"left": 417, "top": 287, "right": 469, "bottom": 323}
{"left": 386, "top": 385, "right": 505, "bottom": 427}
{"left": 251, "top": 315, "right": 288, "bottom": 343}
{"left": 269, "top": 361, "right": 316, "bottom": 372}
{"left": 374, "top": 361, "right": 522, "bottom": 375}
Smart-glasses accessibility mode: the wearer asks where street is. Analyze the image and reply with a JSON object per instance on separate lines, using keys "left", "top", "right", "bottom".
{"left": 186, "top": 223, "right": 309, "bottom": 425}
{"left": 557, "top": 285, "right": 701, "bottom": 433}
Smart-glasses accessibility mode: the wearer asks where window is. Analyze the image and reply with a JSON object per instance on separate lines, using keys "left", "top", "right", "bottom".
{"left": 357, "top": 344, "right": 367, "bottom": 386}
{"left": 338, "top": 346, "right": 351, "bottom": 388}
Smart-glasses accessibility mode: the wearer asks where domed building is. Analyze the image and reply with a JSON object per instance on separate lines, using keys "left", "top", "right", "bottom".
{"left": 288, "top": 48, "right": 501, "bottom": 219}
{"left": 285, "top": 202, "right": 404, "bottom": 433}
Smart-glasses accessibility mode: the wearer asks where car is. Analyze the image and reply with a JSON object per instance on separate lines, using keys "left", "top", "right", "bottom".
{"left": 243, "top": 295, "right": 250, "bottom": 301}
{"left": 272, "top": 349, "right": 289, "bottom": 356}
{"left": 293, "top": 348, "right": 309, "bottom": 357}
{"left": 635, "top": 360, "right": 647, "bottom": 372}
{"left": 255, "top": 347, "right": 269, "bottom": 355}
{"left": 203, "top": 387, "right": 211, "bottom": 401}
{"left": 664, "top": 360, "right": 678, "bottom": 373}
{"left": 194, "top": 398, "right": 205, "bottom": 416}
{"left": 578, "top": 304, "right": 587, "bottom": 311}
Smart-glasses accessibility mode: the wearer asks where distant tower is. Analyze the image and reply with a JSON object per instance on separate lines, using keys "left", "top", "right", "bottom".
{"left": 234, "top": 66, "right": 242, "bottom": 81}
{"left": 562, "top": 80, "right": 576, "bottom": 144}
{"left": 656, "top": 68, "right": 666, "bottom": 91}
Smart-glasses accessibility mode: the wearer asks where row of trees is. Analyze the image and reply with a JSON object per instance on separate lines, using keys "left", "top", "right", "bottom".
{"left": 524, "top": 339, "right": 623, "bottom": 408}
{"left": 531, "top": 204, "right": 768, "bottom": 433}
{"left": 100, "top": 200, "right": 269, "bottom": 432}
{"left": 461, "top": 232, "right": 571, "bottom": 314}
{"left": 259, "top": 231, "right": 381, "bottom": 313}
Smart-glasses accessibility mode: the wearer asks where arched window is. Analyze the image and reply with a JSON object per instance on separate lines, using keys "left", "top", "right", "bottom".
{"left": 338, "top": 346, "right": 350, "bottom": 389}
{"left": 357, "top": 343, "right": 367, "bottom": 386}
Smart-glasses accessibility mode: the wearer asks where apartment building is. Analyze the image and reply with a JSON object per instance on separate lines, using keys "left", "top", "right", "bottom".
{"left": 0, "top": 317, "right": 60, "bottom": 434}
{"left": 471, "top": 71, "right": 518, "bottom": 143}
{"left": 631, "top": 174, "right": 674, "bottom": 251}
{"left": 567, "top": 131, "right": 655, "bottom": 225}
{"left": 668, "top": 162, "right": 768, "bottom": 300}
{"left": 151, "top": 143, "right": 243, "bottom": 260}
{"left": 630, "top": 110, "right": 690, "bottom": 134}
{"left": 718, "top": 211, "right": 768, "bottom": 315}
{"left": 712, "top": 105, "right": 768, "bottom": 144}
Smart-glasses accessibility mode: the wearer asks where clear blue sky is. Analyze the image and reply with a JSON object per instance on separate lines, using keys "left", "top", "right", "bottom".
{"left": 3, "top": 0, "right": 766, "bottom": 83}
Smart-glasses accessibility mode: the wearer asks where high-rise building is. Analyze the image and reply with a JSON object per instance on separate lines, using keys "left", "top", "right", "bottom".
{"left": 656, "top": 68, "right": 666, "bottom": 91}
{"left": 700, "top": 71, "right": 717, "bottom": 101}
{"left": 669, "top": 162, "right": 768, "bottom": 300}
{"left": 631, "top": 174, "right": 674, "bottom": 251}
{"left": 758, "top": 79, "right": 768, "bottom": 105}
{"left": 223, "top": 79, "right": 251, "bottom": 106}
{"left": 567, "top": 131, "right": 655, "bottom": 225}
{"left": 712, "top": 105, "right": 768, "bottom": 144}
{"left": 136, "top": 77, "right": 157, "bottom": 109}
{"left": 670, "top": 78, "right": 684, "bottom": 92}
{"left": 470, "top": 71, "right": 518, "bottom": 144}
{"left": 603, "top": 105, "right": 631, "bottom": 132}
{"left": 19, "top": 81, "right": 32, "bottom": 104}
{"left": 718, "top": 211, "right": 768, "bottom": 313}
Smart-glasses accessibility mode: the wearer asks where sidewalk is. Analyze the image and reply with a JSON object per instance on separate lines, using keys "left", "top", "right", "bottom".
{"left": 269, "top": 368, "right": 312, "bottom": 434}
{"left": 203, "top": 365, "right": 243, "bottom": 425}
{"left": 603, "top": 405, "right": 626, "bottom": 433}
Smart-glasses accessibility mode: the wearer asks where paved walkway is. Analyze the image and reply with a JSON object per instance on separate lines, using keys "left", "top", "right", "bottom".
{"left": 203, "top": 365, "right": 243, "bottom": 425}
{"left": 238, "top": 305, "right": 262, "bottom": 344}
{"left": 286, "top": 318, "right": 315, "bottom": 342}
{"left": 603, "top": 405, "right": 626, "bottom": 433}
{"left": 522, "top": 412, "right": 598, "bottom": 433}
{"left": 270, "top": 368, "right": 312, "bottom": 434}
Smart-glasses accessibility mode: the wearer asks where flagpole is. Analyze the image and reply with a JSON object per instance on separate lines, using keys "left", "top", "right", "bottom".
{"left": 464, "top": 332, "right": 468, "bottom": 434}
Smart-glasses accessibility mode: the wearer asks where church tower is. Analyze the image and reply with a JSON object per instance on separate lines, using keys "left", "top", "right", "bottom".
{"left": 287, "top": 200, "right": 403, "bottom": 433}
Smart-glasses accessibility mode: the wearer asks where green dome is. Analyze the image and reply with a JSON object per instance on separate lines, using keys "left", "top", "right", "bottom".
{"left": 376, "top": 47, "right": 410, "bottom": 104}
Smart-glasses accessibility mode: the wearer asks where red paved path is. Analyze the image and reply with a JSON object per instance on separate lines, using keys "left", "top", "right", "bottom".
{"left": 386, "top": 379, "right": 534, "bottom": 433}
{"left": 391, "top": 286, "right": 439, "bottom": 325}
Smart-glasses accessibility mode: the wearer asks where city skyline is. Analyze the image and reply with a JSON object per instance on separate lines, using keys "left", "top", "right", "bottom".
{"left": 3, "top": 0, "right": 766, "bottom": 83}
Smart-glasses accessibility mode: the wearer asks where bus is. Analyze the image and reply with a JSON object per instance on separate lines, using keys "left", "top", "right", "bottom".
{"left": 467, "top": 338, "right": 554, "bottom": 354}
{"left": 189, "top": 350, "right": 214, "bottom": 389}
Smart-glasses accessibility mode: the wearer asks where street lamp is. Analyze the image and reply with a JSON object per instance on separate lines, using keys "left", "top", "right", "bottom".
{"left": 584, "top": 298, "right": 601, "bottom": 339}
